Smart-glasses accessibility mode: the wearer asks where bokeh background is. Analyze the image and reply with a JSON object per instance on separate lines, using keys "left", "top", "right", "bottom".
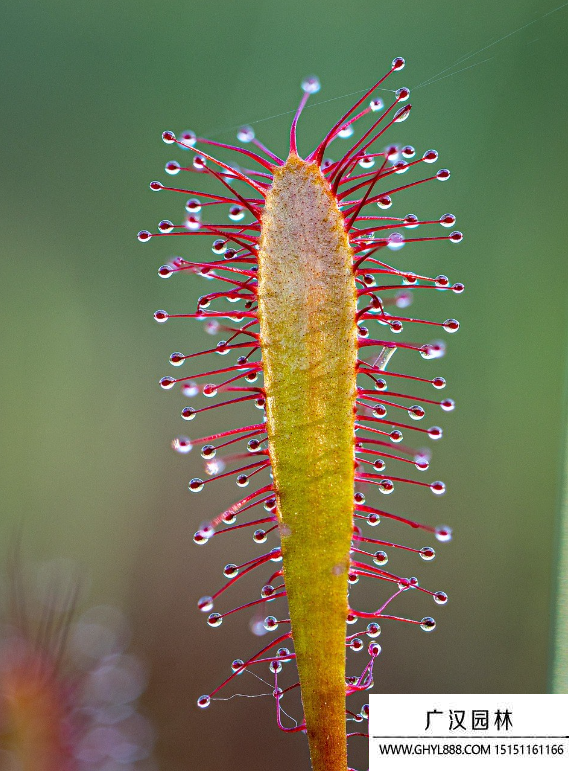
{"left": 0, "top": 1, "right": 566, "bottom": 769}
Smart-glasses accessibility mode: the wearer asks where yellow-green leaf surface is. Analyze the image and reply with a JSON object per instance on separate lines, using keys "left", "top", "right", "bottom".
{"left": 258, "top": 153, "right": 358, "bottom": 771}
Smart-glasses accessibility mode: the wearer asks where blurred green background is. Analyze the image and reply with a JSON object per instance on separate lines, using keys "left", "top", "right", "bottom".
{"left": 0, "top": 1, "right": 566, "bottom": 769}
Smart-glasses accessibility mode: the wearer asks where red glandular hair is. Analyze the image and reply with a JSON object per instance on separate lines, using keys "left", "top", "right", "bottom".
{"left": 140, "top": 57, "right": 461, "bottom": 771}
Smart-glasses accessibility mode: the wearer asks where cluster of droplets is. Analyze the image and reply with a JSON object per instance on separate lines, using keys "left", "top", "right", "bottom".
{"left": 142, "top": 58, "right": 458, "bottom": 769}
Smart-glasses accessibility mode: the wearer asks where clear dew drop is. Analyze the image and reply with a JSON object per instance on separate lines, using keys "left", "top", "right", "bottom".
{"left": 414, "top": 454, "right": 430, "bottom": 471}
{"left": 377, "top": 195, "right": 392, "bottom": 210}
{"left": 441, "top": 398, "right": 455, "bottom": 412}
{"left": 138, "top": 230, "right": 152, "bottom": 242}
{"left": 212, "top": 239, "right": 227, "bottom": 255}
{"left": 158, "top": 219, "right": 174, "bottom": 233}
{"left": 404, "top": 213, "right": 419, "bottom": 229}
{"left": 193, "top": 530, "right": 207, "bottom": 545}
{"left": 366, "top": 622, "right": 381, "bottom": 638}
{"left": 432, "top": 377, "right": 446, "bottom": 390}
{"left": 201, "top": 444, "right": 216, "bottom": 460}
{"left": 436, "top": 168, "right": 450, "bottom": 181}
{"left": 185, "top": 215, "right": 201, "bottom": 231}
{"left": 270, "top": 660, "right": 283, "bottom": 673}
{"left": 185, "top": 198, "right": 202, "bottom": 213}
{"left": 261, "top": 584, "right": 275, "bottom": 599}
{"left": 428, "top": 426, "right": 443, "bottom": 440}
{"left": 346, "top": 612, "right": 357, "bottom": 625}
{"left": 172, "top": 436, "right": 192, "bottom": 454}
{"left": 354, "top": 491, "right": 366, "bottom": 504}
{"left": 338, "top": 124, "right": 354, "bottom": 139}
{"left": 253, "top": 529, "right": 267, "bottom": 544}
{"left": 197, "top": 695, "right": 211, "bottom": 708}
{"left": 207, "top": 613, "right": 223, "bottom": 628}
{"left": 162, "top": 130, "right": 176, "bottom": 144}
{"left": 229, "top": 205, "right": 245, "bottom": 221}
{"left": 435, "top": 274, "right": 449, "bottom": 287}
{"left": 434, "top": 591, "right": 448, "bottom": 605}
{"left": 348, "top": 572, "right": 359, "bottom": 585}
{"left": 408, "top": 405, "right": 425, "bottom": 421}
{"left": 158, "top": 265, "right": 173, "bottom": 279}
{"left": 237, "top": 125, "right": 255, "bottom": 142}
{"left": 420, "top": 344, "right": 436, "bottom": 360}
{"left": 277, "top": 647, "right": 291, "bottom": 661}
{"left": 223, "top": 564, "right": 238, "bottom": 578}
{"left": 193, "top": 155, "right": 207, "bottom": 170}
{"left": 181, "top": 406, "right": 196, "bottom": 421}
{"left": 231, "top": 659, "right": 245, "bottom": 674}
{"left": 179, "top": 130, "right": 197, "bottom": 148}
{"left": 236, "top": 474, "right": 249, "bottom": 488}
{"left": 422, "top": 149, "right": 438, "bottom": 163}
{"left": 375, "top": 378, "right": 387, "bottom": 392}
{"left": 430, "top": 480, "right": 446, "bottom": 495}
{"left": 150, "top": 180, "right": 163, "bottom": 191}
{"left": 205, "top": 459, "right": 224, "bottom": 476}
{"left": 398, "top": 578, "right": 411, "bottom": 591}
{"left": 378, "top": 479, "right": 394, "bottom": 495}
{"left": 373, "top": 550, "right": 388, "bottom": 566}
{"left": 264, "top": 616, "right": 278, "bottom": 631}
{"left": 369, "top": 642, "right": 381, "bottom": 657}
{"left": 449, "top": 230, "right": 463, "bottom": 243}
{"left": 203, "top": 383, "right": 218, "bottom": 398}
{"left": 392, "top": 57, "right": 405, "bottom": 71}
{"left": 401, "top": 145, "right": 416, "bottom": 159}
{"left": 368, "top": 513, "right": 381, "bottom": 526}
{"left": 301, "top": 75, "right": 321, "bottom": 94}
{"left": 440, "top": 213, "right": 456, "bottom": 228}
{"left": 420, "top": 616, "right": 436, "bottom": 632}
{"left": 370, "top": 97, "right": 384, "bottom": 112}
{"left": 201, "top": 525, "right": 214, "bottom": 539}
{"left": 189, "top": 478, "right": 204, "bottom": 493}
{"left": 204, "top": 319, "right": 220, "bottom": 335}
{"left": 435, "top": 525, "right": 452, "bottom": 543}
{"left": 160, "top": 376, "right": 176, "bottom": 390}
{"left": 385, "top": 144, "right": 399, "bottom": 161}
{"left": 373, "top": 405, "right": 387, "bottom": 418}
{"left": 396, "top": 87, "right": 410, "bottom": 101}
{"left": 389, "top": 430, "right": 403, "bottom": 444}
{"left": 165, "top": 161, "right": 181, "bottom": 176}
{"left": 420, "top": 546, "right": 436, "bottom": 561}
{"left": 452, "top": 283, "right": 465, "bottom": 294}
{"left": 358, "top": 155, "right": 375, "bottom": 169}
{"left": 394, "top": 106, "right": 410, "bottom": 122}
{"left": 269, "top": 548, "right": 282, "bottom": 562}
{"left": 350, "top": 638, "right": 364, "bottom": 652}
{"left": 361, "top": 703, "right": 370, "bottom": 719}
{"left": 198, "top": 596, "right": 213, "bottom": 612}
{"left": 373, "top": 459, "right": 386, "bottom": 472}
{"left": 169, "top": 352, "right": 184, "bottom": 367}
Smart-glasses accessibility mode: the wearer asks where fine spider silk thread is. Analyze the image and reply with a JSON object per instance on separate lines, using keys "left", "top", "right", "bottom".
{"left": 139, "top": 57, "right": 462, "bottom": 771}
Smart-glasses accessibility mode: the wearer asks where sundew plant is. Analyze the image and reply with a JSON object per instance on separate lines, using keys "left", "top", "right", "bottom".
{"left": 139, "top": 57, "right": 462, "bottom": 771}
